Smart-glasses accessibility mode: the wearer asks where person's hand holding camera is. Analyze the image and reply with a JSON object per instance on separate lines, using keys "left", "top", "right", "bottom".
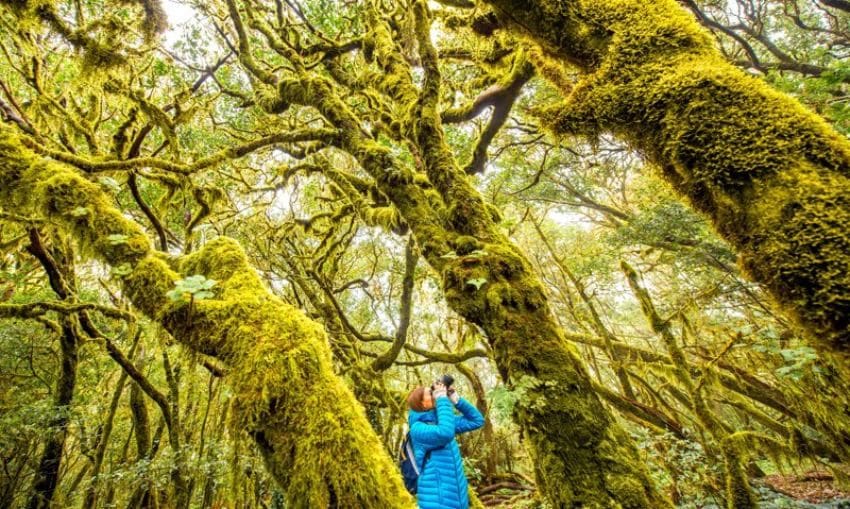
{"left": 448, "top": 388, "right": 460, "bottom": 405}
{"left": 432, "top": 381, "right": 448, "bottom": 399}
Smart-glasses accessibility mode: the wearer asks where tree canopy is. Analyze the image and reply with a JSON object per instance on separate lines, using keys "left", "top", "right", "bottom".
{"left": 1, "top": 1, "right": 850, "bottom": 508}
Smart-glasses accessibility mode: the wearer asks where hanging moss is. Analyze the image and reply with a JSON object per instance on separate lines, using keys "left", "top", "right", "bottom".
{"left": 0, "top": 128, "right": 414, "bottom": 508}
{"left": 138, "top": 0, "right": 168, "bottom": 38}
{"left": 722, "top": 437, "right": 758, "bottom": 509}
{"left": 485, "top": 0, "right": 850, "bottom": 359}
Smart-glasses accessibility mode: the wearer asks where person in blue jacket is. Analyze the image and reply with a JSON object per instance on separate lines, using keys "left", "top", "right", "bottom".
{"left": 406, "top": 379, "right": 485, "bottom": 509}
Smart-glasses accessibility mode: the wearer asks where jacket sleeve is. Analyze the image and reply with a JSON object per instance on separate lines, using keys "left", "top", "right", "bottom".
{"left": 453, "top": 398, "right": 485, "bottom": 434}
{"left": 410, "top": 396, "right": 456, "bottom": 450}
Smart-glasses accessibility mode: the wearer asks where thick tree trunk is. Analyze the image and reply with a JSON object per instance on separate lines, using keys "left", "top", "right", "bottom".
{"left": 486, "top": 0, "right": 850, "bottom": 360}
{"left": 268, "top": 6, "right": 668, "bottom": 503}
{"left": 0, "top": 130, "right": 413, "bottom": 508}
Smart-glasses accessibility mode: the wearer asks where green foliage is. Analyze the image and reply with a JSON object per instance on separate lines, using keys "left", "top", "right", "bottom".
{"left": 634, "top": 430, "right": 724, "bottom": 507}
{"left": 165, "top": 274, "right": 218, "bottom": 303}
{"left": 775, "top": 346, "right": 820, "bottom": 381}
{"left": 465, "top": 277, "right": 487, "bottom": 290}
{"left": 487, "top": 384, "right": 519, "bottom": 423}
{"left": 4, "top": 0, "right": 850, "bottom": 506}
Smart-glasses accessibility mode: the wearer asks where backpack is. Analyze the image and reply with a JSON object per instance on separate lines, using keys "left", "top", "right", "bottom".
{"left": 399, "top": 431, "right": 431, "bottom": 495}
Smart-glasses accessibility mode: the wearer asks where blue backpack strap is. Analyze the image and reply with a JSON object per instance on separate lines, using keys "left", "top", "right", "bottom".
{"left": 399, "top": 428, "right": 436, "bottom": 494}
{"left": 399, "top": 431, "right": 421, "bottom": 494}
{"left": 405, "top": 433, "right": 420, "bottom": 475}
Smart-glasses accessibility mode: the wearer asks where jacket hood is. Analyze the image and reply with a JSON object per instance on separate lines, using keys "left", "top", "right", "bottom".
{"left": 408, "top": 408, "right": 436, "bottom": 426}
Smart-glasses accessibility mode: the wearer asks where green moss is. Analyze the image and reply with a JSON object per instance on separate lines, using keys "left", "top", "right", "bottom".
{"left": 173, "top": 238, "right": 413, "bottom": 507}
{"left": 722, "top": 437, "right": 758, "bottom": 509}
{"left": 140, "top": 0, "right": 168, "bottom": 38}
{"left": 260, "top": 15, "right": 667, "bottom": 503}
{"left": 438, "top": 238, "right": 668, "bottom": 507}
{"left": 487, "top": 0, "right": 850, "bottom": 357}
{"left": 0, "top": 129, "right": 414, "bottom": 508}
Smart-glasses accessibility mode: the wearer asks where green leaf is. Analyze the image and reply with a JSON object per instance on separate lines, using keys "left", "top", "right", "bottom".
{"left": 440, "top": 251, "right": 458, "bottom": 260}
{"left": 168, "top": 275, "right": 217, "bottom": 302}
{"left": 193, "top": 290, "right": 214, "bottom": 300}
{"left": 166, "top": 289, "right": 189, "bottom": 302}
{"left": 70, "top": 207, "right": 90, "bottom": 217}
{"left": 107, "top": 234, "right": 130, "bottom": 245}
{"left": 466, "top": 278, "right": 487, "bottom": 290}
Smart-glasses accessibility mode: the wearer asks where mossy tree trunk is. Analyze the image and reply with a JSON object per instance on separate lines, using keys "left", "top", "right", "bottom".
{"left": 0, "top": 130, "right": 413, "bottom": 508}
{"left": 227, "top": 0, "right": 668, "bottom": 504}
{"left": 485, "top": 0, "right": 850, "bottom": 360}
{"left": 126, "top": 380, "right": 158, "bottom": 509}
{"left": 24, "top": 233, "right": 80, "bottom": 509}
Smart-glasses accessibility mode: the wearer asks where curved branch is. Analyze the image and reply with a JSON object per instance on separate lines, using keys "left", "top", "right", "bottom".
{"left": 127, "top": 172, "right": 169, "bottom": 251}
{"left": 362, "top": 343, "right": 488, "bottom": 365}
{"left": 0, "top": 301, "right": 134, "bottom": 321}
{"left": 371, "top": 238, "right": 418, "bottom": 371}
{"left": 442, "top": 59, "right": 533, "bottom": 125}
{"left": 28, "top": 128, "right": 337, "bottom": 174}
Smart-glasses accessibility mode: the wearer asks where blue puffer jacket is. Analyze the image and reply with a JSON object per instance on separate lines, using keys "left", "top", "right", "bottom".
{"left": 408, "top": 396, "right": 485, "bottom": 509}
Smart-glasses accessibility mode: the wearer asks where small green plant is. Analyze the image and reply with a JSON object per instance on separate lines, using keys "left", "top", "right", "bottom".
{"left": 775, "top": 346, "right": 819, "bottom": 381}
{"left": 166, "top": 275, "right": 217, "bottom": 303}
{"left": 110, "top": 263, "right": 132, "bottom": 277}
{"left": 107, "top": 234, "right": 130, "bottom": 245}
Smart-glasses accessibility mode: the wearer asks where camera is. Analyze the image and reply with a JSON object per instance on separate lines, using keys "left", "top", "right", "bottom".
{"left": 431, "top": 374, "right": 454, "bottom": 390}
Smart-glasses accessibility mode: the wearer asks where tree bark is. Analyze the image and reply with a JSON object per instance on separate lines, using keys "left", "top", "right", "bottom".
{"left": 486, "top": 0, "right": 850, "bottom": 361}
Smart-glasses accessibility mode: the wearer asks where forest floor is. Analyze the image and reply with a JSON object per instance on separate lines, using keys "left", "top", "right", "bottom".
{"left": 757, "top": 469, "right": 850, "bottom": 507}
{"left": 480, "top": 470, "right": 850, "bottom": 508}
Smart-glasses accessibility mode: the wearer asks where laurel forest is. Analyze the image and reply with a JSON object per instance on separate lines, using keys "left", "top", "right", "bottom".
{"left": 2, "top": 0, "right": 850, "bottom": 508}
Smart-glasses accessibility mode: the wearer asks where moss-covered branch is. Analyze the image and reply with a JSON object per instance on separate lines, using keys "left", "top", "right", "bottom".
{"left": 441, "top": 52, "right": 534, "bottom": 174}
{"left": 487, "top": 0, "right": 850, "bottom": 360}
{"left": 371, "top": 238, "right": 417, "bottom": 371}
{"left": 0, "top": 128, "right": 413, "bottom": 508}
{"left": 0, "top": 301, "right": 134, "bottom": 321}
{"left": 223, "top": 2, "right": 668, "bottom": 504}
{"left": 26, "top": 128, "right": 336, "bottom": 175}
